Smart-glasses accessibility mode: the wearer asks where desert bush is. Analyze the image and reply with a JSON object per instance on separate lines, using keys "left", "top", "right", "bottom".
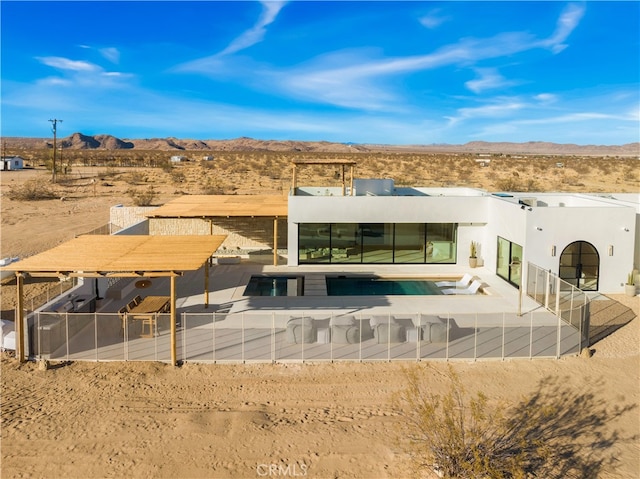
{"left": 126, "top": 171, "right": 147, "bottom": 185}
{"left": 128, "top": 186, "right": 157, "bottom": 206}
{"left": 395, "top": 366, "right": 636, "bottom": 479}
{"left": 8, "top": 178, "right": 58, "bottom": 201}
{"left": 99, "top": 167, "right": 120, "bottom": 179}
{"left": 170, "top": 169, "right": 186, "bottom": 183}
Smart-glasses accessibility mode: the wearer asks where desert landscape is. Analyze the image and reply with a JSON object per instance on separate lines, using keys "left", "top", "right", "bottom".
{"left": 1, "top": 138, "right": 639, "bottom": 478}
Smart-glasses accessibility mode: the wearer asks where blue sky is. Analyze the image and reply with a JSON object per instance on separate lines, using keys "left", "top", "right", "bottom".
{"left": 1, "top": 1, "right": 638, "bottom": 145}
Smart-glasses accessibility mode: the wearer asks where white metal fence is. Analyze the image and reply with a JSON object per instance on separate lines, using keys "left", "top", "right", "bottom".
{"left": 26, "top": 309, "right": 582, "bottom": 363}
{"left": 526, "top": 263, "right": 590, "bottom": 347}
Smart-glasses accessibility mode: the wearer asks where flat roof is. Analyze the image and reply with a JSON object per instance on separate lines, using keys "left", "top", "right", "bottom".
{"left": 3, "top": 235, "right": 226, "bottom": 277}
{"left": 147, "top": 195, "right": 288, "bottom": 218}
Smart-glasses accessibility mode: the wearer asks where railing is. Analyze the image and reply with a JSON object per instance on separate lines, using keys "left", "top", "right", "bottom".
{"left": 25, "top": 310, "right": 582, "bottom": 363}
{"left": 21, "top": 278, "right": 79, "bottom": 314}
{"left": 526, "top": 262, "right": 590, "bottom": 348}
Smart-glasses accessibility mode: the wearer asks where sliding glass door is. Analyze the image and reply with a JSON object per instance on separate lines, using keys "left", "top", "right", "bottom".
{"left": 497, "top": 237, "right": 522, "bottom": 287}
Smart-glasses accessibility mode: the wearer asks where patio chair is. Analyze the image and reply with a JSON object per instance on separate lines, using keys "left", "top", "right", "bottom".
{"left": 286, "top": 317, "right": 316, "bottom": 344}
{"left": 441, "top": 280, "right": 483, "bottom": 295}
{"left": 330, "top": 316, "right": 362, "bottom": 344}
{"left": 371, "top": 316, "right": 406, "bottom": 344}
{"left": 435, "top": 273, "right": 474, "bottom": 288}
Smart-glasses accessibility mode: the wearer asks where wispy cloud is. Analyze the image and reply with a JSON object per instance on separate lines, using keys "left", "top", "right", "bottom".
{"left": 419, "top": 9, "right": 449, "bottom": 29}
{"left": 534, "top": 93, "right": 558, "bottom": 104}
{"left": 465, "top": 68, "right": 516, "bottom": 93}
{"left": 446, "top": 98, "right": 527, "bottom": 126}
{"left": 218, "top": 1, "right": 287, "bottom": 56}
{"left": 99, "top": 47, "right": 120, "bottom": 64}
{"left": 537, "top": 3, "right": 585, "bottom": 53}
{"left": 36, "top": 56, "right": 100, "bottom": 72}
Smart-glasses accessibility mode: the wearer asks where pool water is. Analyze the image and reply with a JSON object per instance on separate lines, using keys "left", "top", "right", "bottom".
{"left": 326, "top": 276, "right": 443, "bottom": 296}
{"left": 244, "top": 276, "right": 304, "bottom": 296}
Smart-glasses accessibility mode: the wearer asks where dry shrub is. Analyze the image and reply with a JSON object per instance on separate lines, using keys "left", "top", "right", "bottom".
{"left": 8, "top": 178, "right": 58, "bottom": 201}
{"left": 127, "top": 186, "right": 157, "bottom": 206}
{"left": 395, "top": 366, "right": 636, "bottom": 479}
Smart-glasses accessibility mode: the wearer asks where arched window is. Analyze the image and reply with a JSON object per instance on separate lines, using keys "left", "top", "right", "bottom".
{"left": 559, "top": 241, "right": 599, "bottom": 291}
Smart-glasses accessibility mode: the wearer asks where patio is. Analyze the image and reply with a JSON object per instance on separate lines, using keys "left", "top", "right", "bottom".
{"left": 27, "top": 262, "right": 585, "bottom": 363}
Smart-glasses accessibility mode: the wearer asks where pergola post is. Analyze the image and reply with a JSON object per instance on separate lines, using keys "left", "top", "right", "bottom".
{"left": 273, "top": 218, "right": 278, "bottom": 266}
{"left": 170, "top": 275, "right": 177, "bottom": 366}
{"left": 204, "top": 261, "right": 209, "bottom": 308}
{"left": 341, "top": 165, "right": 346, "bottom": 196}
{"left": 291, "top": 164, "right": 297, "bottom": 195}
{"left": 350, "top": 165, "right": 354, "bottom": 195}
{"left": 15, "top": 272, "right": 25, "bottom": 363}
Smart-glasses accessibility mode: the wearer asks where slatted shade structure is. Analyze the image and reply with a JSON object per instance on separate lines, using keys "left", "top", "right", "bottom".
{"left": 7, "top": 235, "right": 227, "bottom": 277}
{"left": 291, "top": 159, "right": 357, "bottom": 196}
{"left": 3, "top": 235, "right": 227, "bottom": 365}
{"left": 147, "top": 195, "right": 288, "bottom": 266}
{"left": 147, "top": 195, "right": 288, "bottom": 218}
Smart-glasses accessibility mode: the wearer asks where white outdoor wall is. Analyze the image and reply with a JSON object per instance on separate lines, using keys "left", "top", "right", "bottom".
{"left": 522, "top": 205, "right": 636, "bottom": 293}
{"left": 288, "top": 196, "right": 490, "bottom": 223}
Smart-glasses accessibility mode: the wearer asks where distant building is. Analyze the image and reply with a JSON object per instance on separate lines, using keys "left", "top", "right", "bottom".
{"left": 170, "top": 155, "right": 187, "bottom": 163}
{"left": 202, "top": 155, "right": 214, "bottom": 161}
{"left": 2, "top": 156, "right": 24, "bottom": 170}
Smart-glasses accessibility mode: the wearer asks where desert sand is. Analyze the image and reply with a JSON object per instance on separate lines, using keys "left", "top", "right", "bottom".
{"left": 1, "top": 156, "right": 639, "bottom": 479}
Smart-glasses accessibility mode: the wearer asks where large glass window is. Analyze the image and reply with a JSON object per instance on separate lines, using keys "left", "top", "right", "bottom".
{"left": 299, "top": 223, "right": 331, "bottom": 263}
{"left": 426, "top": 223, "right": 457, "bottom": 264}
{"left": 331, "top": 223, "right": 360, "bottom": 263}
{"left": 496, "top": 236, "right": 522, "bottom": 287}
{"left": 361, "top": 224, "right": 394, "bottom": 263}
{"left": 298, "top": 223, "right": 457, "bottom": 264}
{"left": 394, "top": 224, "right": 426, "bottom": 263}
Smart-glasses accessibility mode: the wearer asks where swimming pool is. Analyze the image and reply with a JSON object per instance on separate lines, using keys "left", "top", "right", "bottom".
{"left": 326, "top": 276, "right": 444, "bottom": 296}
{"left": 244, "top": 276, "right": 304, "bottom": 296}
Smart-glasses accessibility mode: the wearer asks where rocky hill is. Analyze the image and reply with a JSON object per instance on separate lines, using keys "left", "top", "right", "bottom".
{"left": 2, "top": 133, "right": 638, "bottom": 156}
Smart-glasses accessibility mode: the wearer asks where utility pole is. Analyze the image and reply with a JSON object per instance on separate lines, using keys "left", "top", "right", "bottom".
{"left": 49, "top": 118, "right": 62, "bottom": 183}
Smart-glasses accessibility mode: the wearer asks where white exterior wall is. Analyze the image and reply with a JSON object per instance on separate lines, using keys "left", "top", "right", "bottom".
{"left": 288, "top": 195, "right": 490, "bottom": 266}
{"left": 522, "top": 205, "right": 636, "bottom": 292}
{"left": 287, "top": 193, "right": 636, "bottom": 292}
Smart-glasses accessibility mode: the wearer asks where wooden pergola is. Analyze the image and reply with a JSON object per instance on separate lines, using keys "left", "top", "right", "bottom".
{"left": 3, "top": 235, "right": 226, "bottom": 365}
{"left": 147, "top": 195, "right": 288, "bottom": 266}
{"left": 291, "top": 159, "right": 357, "bottom": 196}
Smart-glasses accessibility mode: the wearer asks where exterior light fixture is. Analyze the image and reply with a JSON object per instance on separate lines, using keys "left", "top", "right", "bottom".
{"left": 608, "top": 245, "right": 614, "bottom": 256}
{"left": 551, "top": 246, "right": 556, "bottom": 256}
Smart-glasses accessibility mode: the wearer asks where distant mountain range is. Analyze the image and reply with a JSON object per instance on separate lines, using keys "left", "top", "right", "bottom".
{"left": 3, "top": 133, "right": 639, "bottom": 156}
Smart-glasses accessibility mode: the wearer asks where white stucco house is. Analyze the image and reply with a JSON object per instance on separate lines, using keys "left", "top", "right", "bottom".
{"left": 287, "top": 179, "right": 639, "bottom": 294}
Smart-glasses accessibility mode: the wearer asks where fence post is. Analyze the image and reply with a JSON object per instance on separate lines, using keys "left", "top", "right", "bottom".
{"left": 94, "top": 312, "right": 98, "bottom": 361}
{"left": 387, "top": 313, "right": 391, "bottom": 362}
{"left": 544, "top": 270, "right": 551, "bottom": 310}
{"left": 181, "top": 312, "right": 186, "bottom": 363}
{"left": 65, "top": 312, "right": 70, "bottom": 361}
{"left": 501, "top": 312, "right": 505, "bottom": 361}
{"left": 445, "top": 314, "right": 450, "bottom": 361}
{"left": 556, "top": 310, "right": 562, "bottom": 359}
{"left": 241, "top": 313, "right": 245, "bottom": 363}
{"left": 529, "top": 312, "right": 534, "bottom": 359}
{"left": 473, "top": 313, "right": 478, "bottom": 361}
{"left": 416, "top": 312, "right": 420, "bottom": 362}
{"left": 359, "top": 313, "right": 362, "bottom": 362}
{"left": 212, "top": 312, "right": 216, "bottom": 363}
{"left": 555, "top": 276, "right": 561, "bottom": 315}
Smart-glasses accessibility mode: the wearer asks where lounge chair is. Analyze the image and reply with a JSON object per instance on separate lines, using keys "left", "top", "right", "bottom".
{"left": 441, "top": 279, "right": 483, "bottom": 295}
{"left": 286, "top": 317, "right": 316, "bottom": 344}
{"left": 436, "top": 273, "right": 474, "bottom": 288}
